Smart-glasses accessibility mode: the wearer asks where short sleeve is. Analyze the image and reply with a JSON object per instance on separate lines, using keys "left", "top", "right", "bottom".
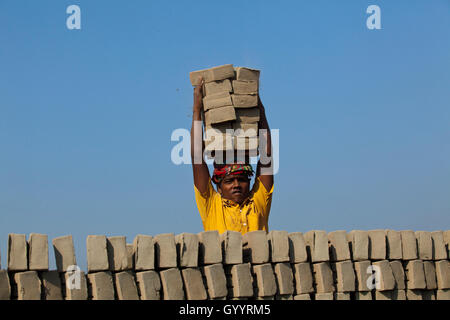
{"left": 250, "top": 177, "right": 274, "bottom": 219}
{"left": 194, "top": 178, "right": 217, "bottom": 222}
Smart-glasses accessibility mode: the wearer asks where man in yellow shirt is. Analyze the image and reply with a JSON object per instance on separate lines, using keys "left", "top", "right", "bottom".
{"left": 191, "top": 79, "right": 274, "bottom": 235}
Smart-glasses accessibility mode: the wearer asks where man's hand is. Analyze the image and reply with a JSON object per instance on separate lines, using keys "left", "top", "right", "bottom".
{"left": 193, "top": 78, "right": 204, "bottom": 114}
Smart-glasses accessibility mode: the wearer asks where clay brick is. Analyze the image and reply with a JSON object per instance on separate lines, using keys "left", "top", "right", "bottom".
{"left": 107, "top": 236, "right": 129, "bottom": 272}
{"left": 204, "top": 106, "right": 236, "bottom": 126}
{"left": 8, "top": 234, "right": 27, "bottom": 271}
{"left": 115, "top": 271, "right": 139, "bottom": 300}
{"left": 312, "top": 262, "right": 335, "bottom": 293}
{"left": 354, "top": 260, "right": 372, "bottom": 291}
{"left": 235, "top": 108, "right": 260, "bottom": 123}
{"left": 52, "top": 235, "right": 77, "bottom": 272}
{"left": 415, "top": 231, "right": 433, "bottom": 260}
{"left": 400, "top": 230, "right": 418, "bottom": 260}
{"left": 406, "top": 289, "right": 423, "bottom": 300}
{"left": 292, "top": 262, "right": 314, "bottom": 294}
{"left": 203, "top": 263, "right": 228, "bottom": 298}
{"left": 293, "top": 294, "right": 311, "bottom": 300}
{"left": 390, "top": 260, "right": 406, "bottom": 290}
{"left": 333, "top": 260, "right": 356, "bottom": 292}
{"left": 190, "top": 64, "right": 235, "bottom": 86}
{"left": 64, "top": 270, "right": 88, "bottom": 300}
{"left": 404, "top": 260, "right": 426, "bottom": 289}
{"left": 273, "top": 263, "right": 294, "bottom": 295}
{"left": 392, "top": 290, "right": 407, "bottom": 300}
{"left": 348, "top": 230, "right": 369, "bottom": 261}
{"left": 242, "top": 230, "right": 269, "bottom": 264}
{"left": 154, "top": 233, "right": 177, "bottom": 269}
{"left": 435, "top": 260, "right": 450, "bottom": 289}
{"left": 354, "top": 291, "right": 372, "bottom": 300}
{"left": 422, "top": 290, "right": 436, "bottom": 300}
{"left": 204, "top": 79, "right": 232, "bottom": 96}
{"left": 87, "top": 271, "right": 115, "bottom": 300}
{"left": 14, "top": 271, "right": 41, "bottom": 300}
{"left": 315, "top": 292, "right": 334, "bottom": 300}
{"left": 368, "top": 229, "right": 386, "bottom": 260}
{"left": 423, "top": 261, "right": 437, "bottom": 289}
{"left": 234, "top": 67, "right": 260, "bottom": 81}
{"left": 135, "top": 270, "right": 161, "bottom": 300}
{"left": 328, "top": 230, "right": 351, "bottom": 262}
{"left": 198, "top": 230, "right": 222, "bottom": 265}
{"left": 232, "top": 80, "right": 258, "bottom": 95}
{"left": 203, "top": 92, "right": 233, "bottom": 111}
{"left": 231, "top": 94, "right": 258, "bottom": 108}
{"left": 133, "top": 234, "right": 154, "bottom": 271}
{"left": 220, "top": 231, "right": 242, "bottom": 265}
{"left": 431, "top": 231, "right": 447, "bottom": 260}
{"left": 288, "top": 232, "right": 308, "bottom": 263}
{"left": 175, "top": 233, "right": 199, "bottom": 268}
{"left": 268, "top": 230, "right": 290, "bottom": 263}
{"left": 41, "top": 271, "right": 63, "bottom": 300}
{"left": 252, "top": 263, "right": 277, "bottom": 297}
{"left": 234, "top": 136, "right": 259, "bottom": 153}
{"left": 159, "top": 268, "right": 184, "bottom": 300}
{"left": 205, "top": 132, "right": 235, "bottom": 153}
{"left": 28, "top": 233, "right": 49, "bottom": 271}
{"left": 372, "top": 260, "right": 396, "bottom": 291}
{"left": 181, "top": 268, "right": 207, "bottom": 300}
{"left": 86, "top": 235, "right": 109, "bottom": 272}
{"left": 232, "top": 122, "right": 258, "bottom": 137}
{"left": 436, "top": 289, "right": 450, "bottom": 300}
{"left": 375, "top": 290, "right": 393, "bottom": 300}
{"left": 0, "top": 270, "right": 11, "bottom": 300}
{"left": 385, "top": 230, "right": 403, "bottom": 260}
{"left": 228, "top": 263, "right": 253, "bottom": 297}
{"left": 126, "top": 244, "right": 134, "bottom": 270}
{"left": 304, "top": 230, "right": 329, "bottom": 263}
{"left": 335, "top": 292, "right": 351, "bottom": 300}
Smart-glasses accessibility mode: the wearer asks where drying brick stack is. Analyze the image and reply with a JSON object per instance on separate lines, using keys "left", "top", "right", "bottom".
{"left": 190, "top": 64, "right": 261, "bottom": 158}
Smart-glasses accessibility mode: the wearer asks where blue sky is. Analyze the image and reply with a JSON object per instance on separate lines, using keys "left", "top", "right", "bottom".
{"left": 1, "top": 1, "right": 449, "bottom": 271}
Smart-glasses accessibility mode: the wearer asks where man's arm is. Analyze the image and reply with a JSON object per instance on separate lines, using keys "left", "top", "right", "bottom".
{"left": 191, "top": 79, "right": 210, "bottom": 194}
{"left": 256, "top": 96, "right": 274, "bottom": 191}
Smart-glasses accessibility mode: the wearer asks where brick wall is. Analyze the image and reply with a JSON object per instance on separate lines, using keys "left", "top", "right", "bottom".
{"left": 0, "top": 230, "right": 449, "bottom": 300}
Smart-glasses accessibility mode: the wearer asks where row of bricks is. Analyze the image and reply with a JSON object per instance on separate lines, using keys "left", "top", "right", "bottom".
{"left": 4, "top": 230, "right": 450, "bottom": 273}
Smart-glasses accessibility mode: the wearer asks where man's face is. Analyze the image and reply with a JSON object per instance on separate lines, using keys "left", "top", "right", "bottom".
{"left": 218, "top": 174, "right": 251, "bottom": 205}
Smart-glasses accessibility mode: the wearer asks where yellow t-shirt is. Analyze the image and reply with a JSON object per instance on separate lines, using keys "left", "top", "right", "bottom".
{"left": 194, "top": 177, "right": 274, "bottom": 235}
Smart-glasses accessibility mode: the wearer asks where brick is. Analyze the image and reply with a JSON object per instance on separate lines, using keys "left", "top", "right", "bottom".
{"left": 392, "top": 290, "right": 407, "bottom": 300}
{"left": 288, "top": 232, "right": 308, "bottom": 263}
{"left": 333, "top": 260, "right": 356, "bottom": 292}
{"left": 422, "top": 290, "right": 436, "bottom": 300}
{"left": 235, "top": 108, "right": 260, "bottom": 123}
{"left": 372, "top": 260, "right": 396, "bottom": 291}
{"left": 328, "top": 230, "right": 351, "bottom": 262}
{"left": 315, "top": 292, "right": 334, "bottom": 300}
{"left": 203, "top": 263, "right": 228, "bottom": 298}
{"left": 175, "top": 233, "right": 199, "bottom": 268}
{"left": 228, "top": 263, "right": 254, "bottom": 297}
{"left": 312, "top": 262, "right": 335, "bottom": 293}
{"left": 348, "top": 230, "right": 369, "bottom": 261}
{"left": 404, "top": 260, "right": 426, "bottom": 289}
{"left": 14, "top": 271, "right": 41, "bottom": 300}
{"left": 436, "top": 289, "right": 450, "bottom": 300}
{"left": 390, "top": 260, "right": 406, "bottom": 290}
{"left": 335, "top": 292, "right": 351, "bottom": 300}
{"left": 232, "top": 122, "right": 258, "bottom": 137}
{"left": 154, "top": 233, "right": 177, "bottom": 269}
{"left": 107, "top": 236, "right": 129, "bottom": 272}
{"left": 126, "top": 244, "right": 134, "bottom": 270}
{"left": 375, "top": 290, "right": 393, "bottom": 300}
{"left": 86, "top": 235, "right": 109, "bottom": 272}
{"left": 406, "top": 289, "right": 423, "bottom": 300}
{"left": 268, "top": 230, "right": 290, "bottom": 263}
{"left": 205, "top": 132, "right": 234, "bottom": 153}
{"left": 305, "top": 230, "right": 329, "bottom": 263}
{"left": 354, "top": 260, "right": 372, "bottom": 291}
{"left": 435, "top": 260, "right": 450, "bottom": 289}
{"left": 41, "top": 271, "right": 63, "bottom": 300}
{"left": 87, "top": 271, "right": 115, "bottom": 300}
{"left": 234, "top": 67, "right": 260, "bottom": 81}
{"left": 198, "top": 231, "right": 222, "bottom": 265}
{"left": 242, "top": 230, "right": 269, "bottom": 264}
{"left": 385, "top": 230, "right": 402, "bottom": 260}
{"left": 423, "top": 261, "right": 437, "bottom": 289}
{"left": 231, "top": 94, "right": 258, "bottom": 108}
{"left": 252, "top": 263, "right": 277, "bottom": 297}
{"left": 159, "top": 268, "right": 185, "bottom": 300}
{"left": 204, "top": 105, "right": 236, "bottom": 126}
{"left": 204, "top": 79, "right": 232, "bottom": 96}
{"left": 64, "top": 270, "right": 88, "bottom": 300}
{"left": 181, "top": 268, "right": 207, "bottom": 300}
{"left": 368, "top": 229, "right": 386, "bottom": 260}
{"left": 7, "top": 234, "right": 27, "bottom": 271}
{"left": 115, "top": 271, "right": 139, "bottom": 300}
{"left": 133, "top": 234, "right": 154, "bottom": 271}
{"left": 190, "top": 64, "right": 235, "bottom": 86}
{"left": 431, "top": 231, "right": 447, "bottom": 260}
{"left": 273, "top": 263, "right": 294, "bottom": 295}
{"left": 234, "top": 136, "right": 259, "bottom": 153}
{"left": 220, "top": 231, "right": 242, "bottom": 265}
{"left": 28, "top": 233, "right": 49, "bottom": 271}
{"left": 354, "top": 291, "right": 372, "bottom": 300}
{"left": 292, "top": 262, "right": 314, "bottom": 294}
{"left": 0, "top": 270, "right": 11, "bottom": 300}
{"left": 400, "top": 230, "right": 418, "bottom": 260}
{"left": 135, "top": 270, "right": 161, "bottom": 300}
{"left": 203, "top": 92, "right": 233, "bottom": 111}
{"left": 52, "top": 235, "right": 77, "bottom": 272}
{"left": 232, "top": 80, "right": 258, "bottom": 95}
{"left": 275, "top": 294, "right": 293, "bottom": 300}
{"left": 293, "top": 294, "right": 311, "bottom": 300}
{"left": 415, "top": 231, "right": 433, "bottom": 260}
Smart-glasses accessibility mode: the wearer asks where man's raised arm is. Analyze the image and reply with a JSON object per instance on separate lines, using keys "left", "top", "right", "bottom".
{"left": 256, "top": 97, "right": 274, "bottom": 191}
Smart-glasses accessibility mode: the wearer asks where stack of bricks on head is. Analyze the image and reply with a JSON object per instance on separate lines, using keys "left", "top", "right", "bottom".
{"left": 190, "top": 64, "right": 260, "bottom": 161}
{"left": 0, "top": 230, "right": 449, "bottom": 300}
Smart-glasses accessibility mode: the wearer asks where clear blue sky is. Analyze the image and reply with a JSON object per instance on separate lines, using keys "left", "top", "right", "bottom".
{"left": 1, "top": 1, "right": 449, "bottom": 271}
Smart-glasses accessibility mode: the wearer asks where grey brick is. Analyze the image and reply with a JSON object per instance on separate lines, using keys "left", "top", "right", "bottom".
{"left": 288, "top": 232, "right": 308, "bottom": 263}
{"left": 52, "top": 235, "right": 77, "bottom": 272}
{"left": 28, "top": 233, "right": 49, "bottom": 271}
{"left": 181, "top": 268, "right": 207, "bottom": 300}
{"left": 8, "top": 234, "right": 27, "bottom": 271}
{"left": 159, "top": 268, "right": 185, "bottom": 300}
{"left": 86, "top": 235, "right": 109, "bottom": 272}
{"left": 242, "top": 230, "right": 269, "bottom": 264}
{"left": 304, "top": 230, "right": 329, "bottom": 263}
{"left": 107, "top": 236, "right": 129, "bottom": 272}
{"left": 133, "top": 234, "right": 154, "bottom": 271}
{"left": 154, "top": 233, "right": 177, "bottom": 269}
{"left": 268, "top": 231, "right": 290, "bottom": 263}
{"left": 328, "top": 230, "right": 351, "bottom": 262}
{"left": 220, "top": 231, "right": 242, "bottom": 265}
{"left": 273, "top": 263, "right": 294, "bottom": 295}
{"left": 115, "top": 271, "right": 139, "bottom": 300}
{"left": 41, "top": 271, "right": 63, "bottom": 300}
{"left": 198, "top": 231, "right": 222, "bottom": 265}
{"left": 135, "top": 270, "right": 161, "bottom": 300}
{"left": 87, "top": 271, "right": 115, "bottom": 300}
{"left": 175, "top": 233, "right": 199, "bottom": 268}
{"left": 385, "top": 230, "right": 402, "bottom": 260}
